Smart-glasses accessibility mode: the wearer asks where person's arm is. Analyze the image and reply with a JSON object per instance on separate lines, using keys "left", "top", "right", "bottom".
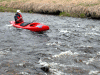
{"left": 16, "top": 17, "right": 22, "bottom": 21}
{"left": 17, "top": 14, "right": 23, "bottom": 21}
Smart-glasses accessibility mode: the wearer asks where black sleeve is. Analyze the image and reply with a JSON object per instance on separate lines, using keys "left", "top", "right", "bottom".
{"left": 14, "top": 15, "right": 18, "bottom": 21}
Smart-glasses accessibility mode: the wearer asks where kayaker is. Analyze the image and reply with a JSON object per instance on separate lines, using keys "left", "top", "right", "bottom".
{"left": 14, "top": 10, "right": 24, "bottom": 23}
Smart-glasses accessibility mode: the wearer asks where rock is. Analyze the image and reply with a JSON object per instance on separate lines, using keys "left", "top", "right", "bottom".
{"left": 85, "top": 12, "right": 91, "bottom": 17}
{"left": 41, "top": 66, "right": 49, "bottom": 72}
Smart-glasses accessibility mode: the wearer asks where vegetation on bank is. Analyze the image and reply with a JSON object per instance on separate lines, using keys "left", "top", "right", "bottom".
{"left": 0, "top": 4, "right": 86, "bottom": 18}
{"left": 0, "top": 0, "right": 100, "bottom": 18}
{"left": 0, "top": 5, "right": 84, "bottom": 18}
{"left": 77, "top": 3, "right": 100, "bottom": 7}
{"left": 0, "top": 6, "right": 17, "bottom": 12}
{"left": 0, "top": 0, "right": 27, "bottom": 2}
{"left": 59, "top": 12, "right": 86, "bottom": 18}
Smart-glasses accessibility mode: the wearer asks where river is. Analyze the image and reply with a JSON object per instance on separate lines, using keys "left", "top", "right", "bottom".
{"left": 0, "top": 12, "right": 100, "bottom": 75}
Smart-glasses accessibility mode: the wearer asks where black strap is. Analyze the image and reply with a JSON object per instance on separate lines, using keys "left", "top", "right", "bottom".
{"left": 20, "top": 22, "right": 31, "bottom": 26}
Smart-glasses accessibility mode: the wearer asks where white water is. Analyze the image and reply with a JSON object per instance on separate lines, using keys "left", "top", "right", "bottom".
{"left": 0, "top": 12, "right": 100, "bottom": 75}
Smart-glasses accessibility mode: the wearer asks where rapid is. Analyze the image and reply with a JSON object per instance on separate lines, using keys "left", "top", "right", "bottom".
{"left": 0, "top": 12, "right": 100, "bottom": 75}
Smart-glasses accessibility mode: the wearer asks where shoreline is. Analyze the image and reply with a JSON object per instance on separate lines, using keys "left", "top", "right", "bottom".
{"left": 0, "top": 1, "right": 100, "bottom": 19}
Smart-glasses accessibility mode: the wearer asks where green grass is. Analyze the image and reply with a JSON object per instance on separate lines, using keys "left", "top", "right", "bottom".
{"left": 85, "top": 3, "right": 100, "bottom": 6}
{"left": 59, "top": 12, "right": 86, "bottom": 18}
{"left": 59, "top": 12, "right": 71, "bottom": 17}
{"left": 0, "top": 6, "right": 17, "bottom": 12}
{"left": 22, "top": 0, "right": 28, "bottom": 2}
{"left": 66, "top": 0, "right": 72, "bottom": 2}
{"left": 53, "top": 1, "right": 56, "bottom": 3}
{"left": 0, "top": 0, "right": 27, "bottom": 2}
{"left": 77, "top": 3, "right": 100, "bottom": 7}
{"left": 0, "top": 0, "right": 11, "bottom": 2}
{"left": 0, "top": 0, "right": 16, "bottom": 2}
{"left": 79, "top": 13, "right": 85, "bottom": 18}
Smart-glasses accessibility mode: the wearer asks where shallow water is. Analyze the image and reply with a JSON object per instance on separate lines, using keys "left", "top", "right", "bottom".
{"left": 0, "top": 12, "right": 100, "bottom": 75}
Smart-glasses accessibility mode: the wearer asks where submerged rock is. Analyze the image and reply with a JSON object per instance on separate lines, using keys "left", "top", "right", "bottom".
{"left": 41, "top": 66, "right": 49, "bottom": 72}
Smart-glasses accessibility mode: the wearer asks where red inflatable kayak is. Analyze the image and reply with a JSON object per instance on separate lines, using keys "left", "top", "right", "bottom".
{"left": 9, "top": 21, "right": 49, "bottom": 32}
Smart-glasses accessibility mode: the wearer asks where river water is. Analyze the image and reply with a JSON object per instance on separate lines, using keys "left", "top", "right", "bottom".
{"left": 0, "top": 12, "right": 100, "bottom": 75}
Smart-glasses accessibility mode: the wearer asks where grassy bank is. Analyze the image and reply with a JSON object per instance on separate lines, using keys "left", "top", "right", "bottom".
{"left": 0, "top": 6, "right": 17, "bottom": 12}
{"left": 0, "top": 0, "right": 100, "bottom": 18}
{"left": 59, "top": 12, "right": 86, "bottom": 18}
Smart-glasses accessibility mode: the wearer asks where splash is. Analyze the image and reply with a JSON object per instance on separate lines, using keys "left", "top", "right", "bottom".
{"left": 17, "top": 72, "right": 30, "bottom": 75}
{"left": 39, "top": 59, "right": 50, "bottom": 67}
{"left": 52, "top": 50, "right": 79, "bottom": 58}
{"left": 97, "top": 52, "right": 100, "bottom": 55}
{"left": 38, "top": 59, "right": 66, "bottom": 75}
{"left": 83, "top": 58, "right": 95, "bottom": 65}
{"left": 46, "top": 42, "right": 61, "bottom": 46}
{"left": 89, "top": 70, "right": 100, "bottom": 75}
{"left": 6, "top": 24, "right": 13, "bottom": 27}
{"left": 59, "top": 29, "right": 71, "bottom": 33}
{"left": 85, "top": 32, "right": 100, "bottom": 36}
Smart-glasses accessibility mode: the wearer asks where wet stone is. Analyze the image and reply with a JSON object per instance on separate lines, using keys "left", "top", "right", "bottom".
{"left": 41, "top": 66, "right": 49, "bottom": 72}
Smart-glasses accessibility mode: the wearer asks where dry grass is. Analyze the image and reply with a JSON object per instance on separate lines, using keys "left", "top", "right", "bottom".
{"left": 22, "top": 0, "right": 100, "bottom": 6}
{"left": 0, "top": 0, "right": 100, "bottom": 18}
{"left": 2, "top": 0, "right": 100, "bottom": 5}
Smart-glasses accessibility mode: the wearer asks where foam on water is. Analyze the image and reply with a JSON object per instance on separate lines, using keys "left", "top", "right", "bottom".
{"left": 17, "top": 63, "right": 25, "bottom": 67}
{"left": 17, "top": 72, "right": 30, "bottom": 75}
{"left": 89, "top": 70, "right": 100, "bottom": 75}
{"left": 0, "top": 51, "right": 8, "bottom": 55}
{"left": 52, "top": 50, "right": 79, "bottom": 58}
{"left": 92, "top": 27, "right": 100, "bottom": 31}
{"left": 39, "top": 59, "right": 49, "bottom": 67}
{"left": 83, "top": 58, "right": 95, "bottom": 65}
{"left": 85, "top": 32, "right": 100, "bottom": 36}
{"left": 79, "top": 45, "right": 93, "bottom": 48}
{"left": 1, "top": 12, "right": 100, "bottom": 75}
{"left": 38, "top": 51, "right": 80, "bottom": 74}
{"left": 6, "top": 24, "right": 13, "bottom": 27}
{"left": 59, "top": 29, "right": 71, "bottom": 33}
{"left": 39, "top": 59, "right": 66, "bottom": 75}
{"left": 46, "top": 42, "right": 61, "bottom": 46}
{"left": 0, "top": 48, "right": 11, "bottom": 57}
{"left": 50, "top": 69, "right": 65, "bottom": 75}
{"left": 97, "top": 52, "right": 100, "bottom": 55}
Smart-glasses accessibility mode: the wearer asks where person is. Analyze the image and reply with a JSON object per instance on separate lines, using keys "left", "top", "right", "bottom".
{"left": 14, "top": 10, "right": 24, "bottom": 23}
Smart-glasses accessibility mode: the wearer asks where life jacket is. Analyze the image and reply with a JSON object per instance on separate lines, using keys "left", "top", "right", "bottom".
{"left": 14, "top": 13, "right": 23, "bottom": 23}
{"left": 14, "top": 13, "right": 20, "bottom": 21}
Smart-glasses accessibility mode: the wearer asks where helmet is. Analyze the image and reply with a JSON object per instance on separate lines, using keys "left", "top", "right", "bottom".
{"left": 17, "top": 10, "right": 21, "bottom": 13}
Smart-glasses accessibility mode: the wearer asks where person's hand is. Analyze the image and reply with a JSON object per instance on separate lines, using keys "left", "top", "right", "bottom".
{"left": 17, "top": 17, "right": 22, "bottom": 21}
